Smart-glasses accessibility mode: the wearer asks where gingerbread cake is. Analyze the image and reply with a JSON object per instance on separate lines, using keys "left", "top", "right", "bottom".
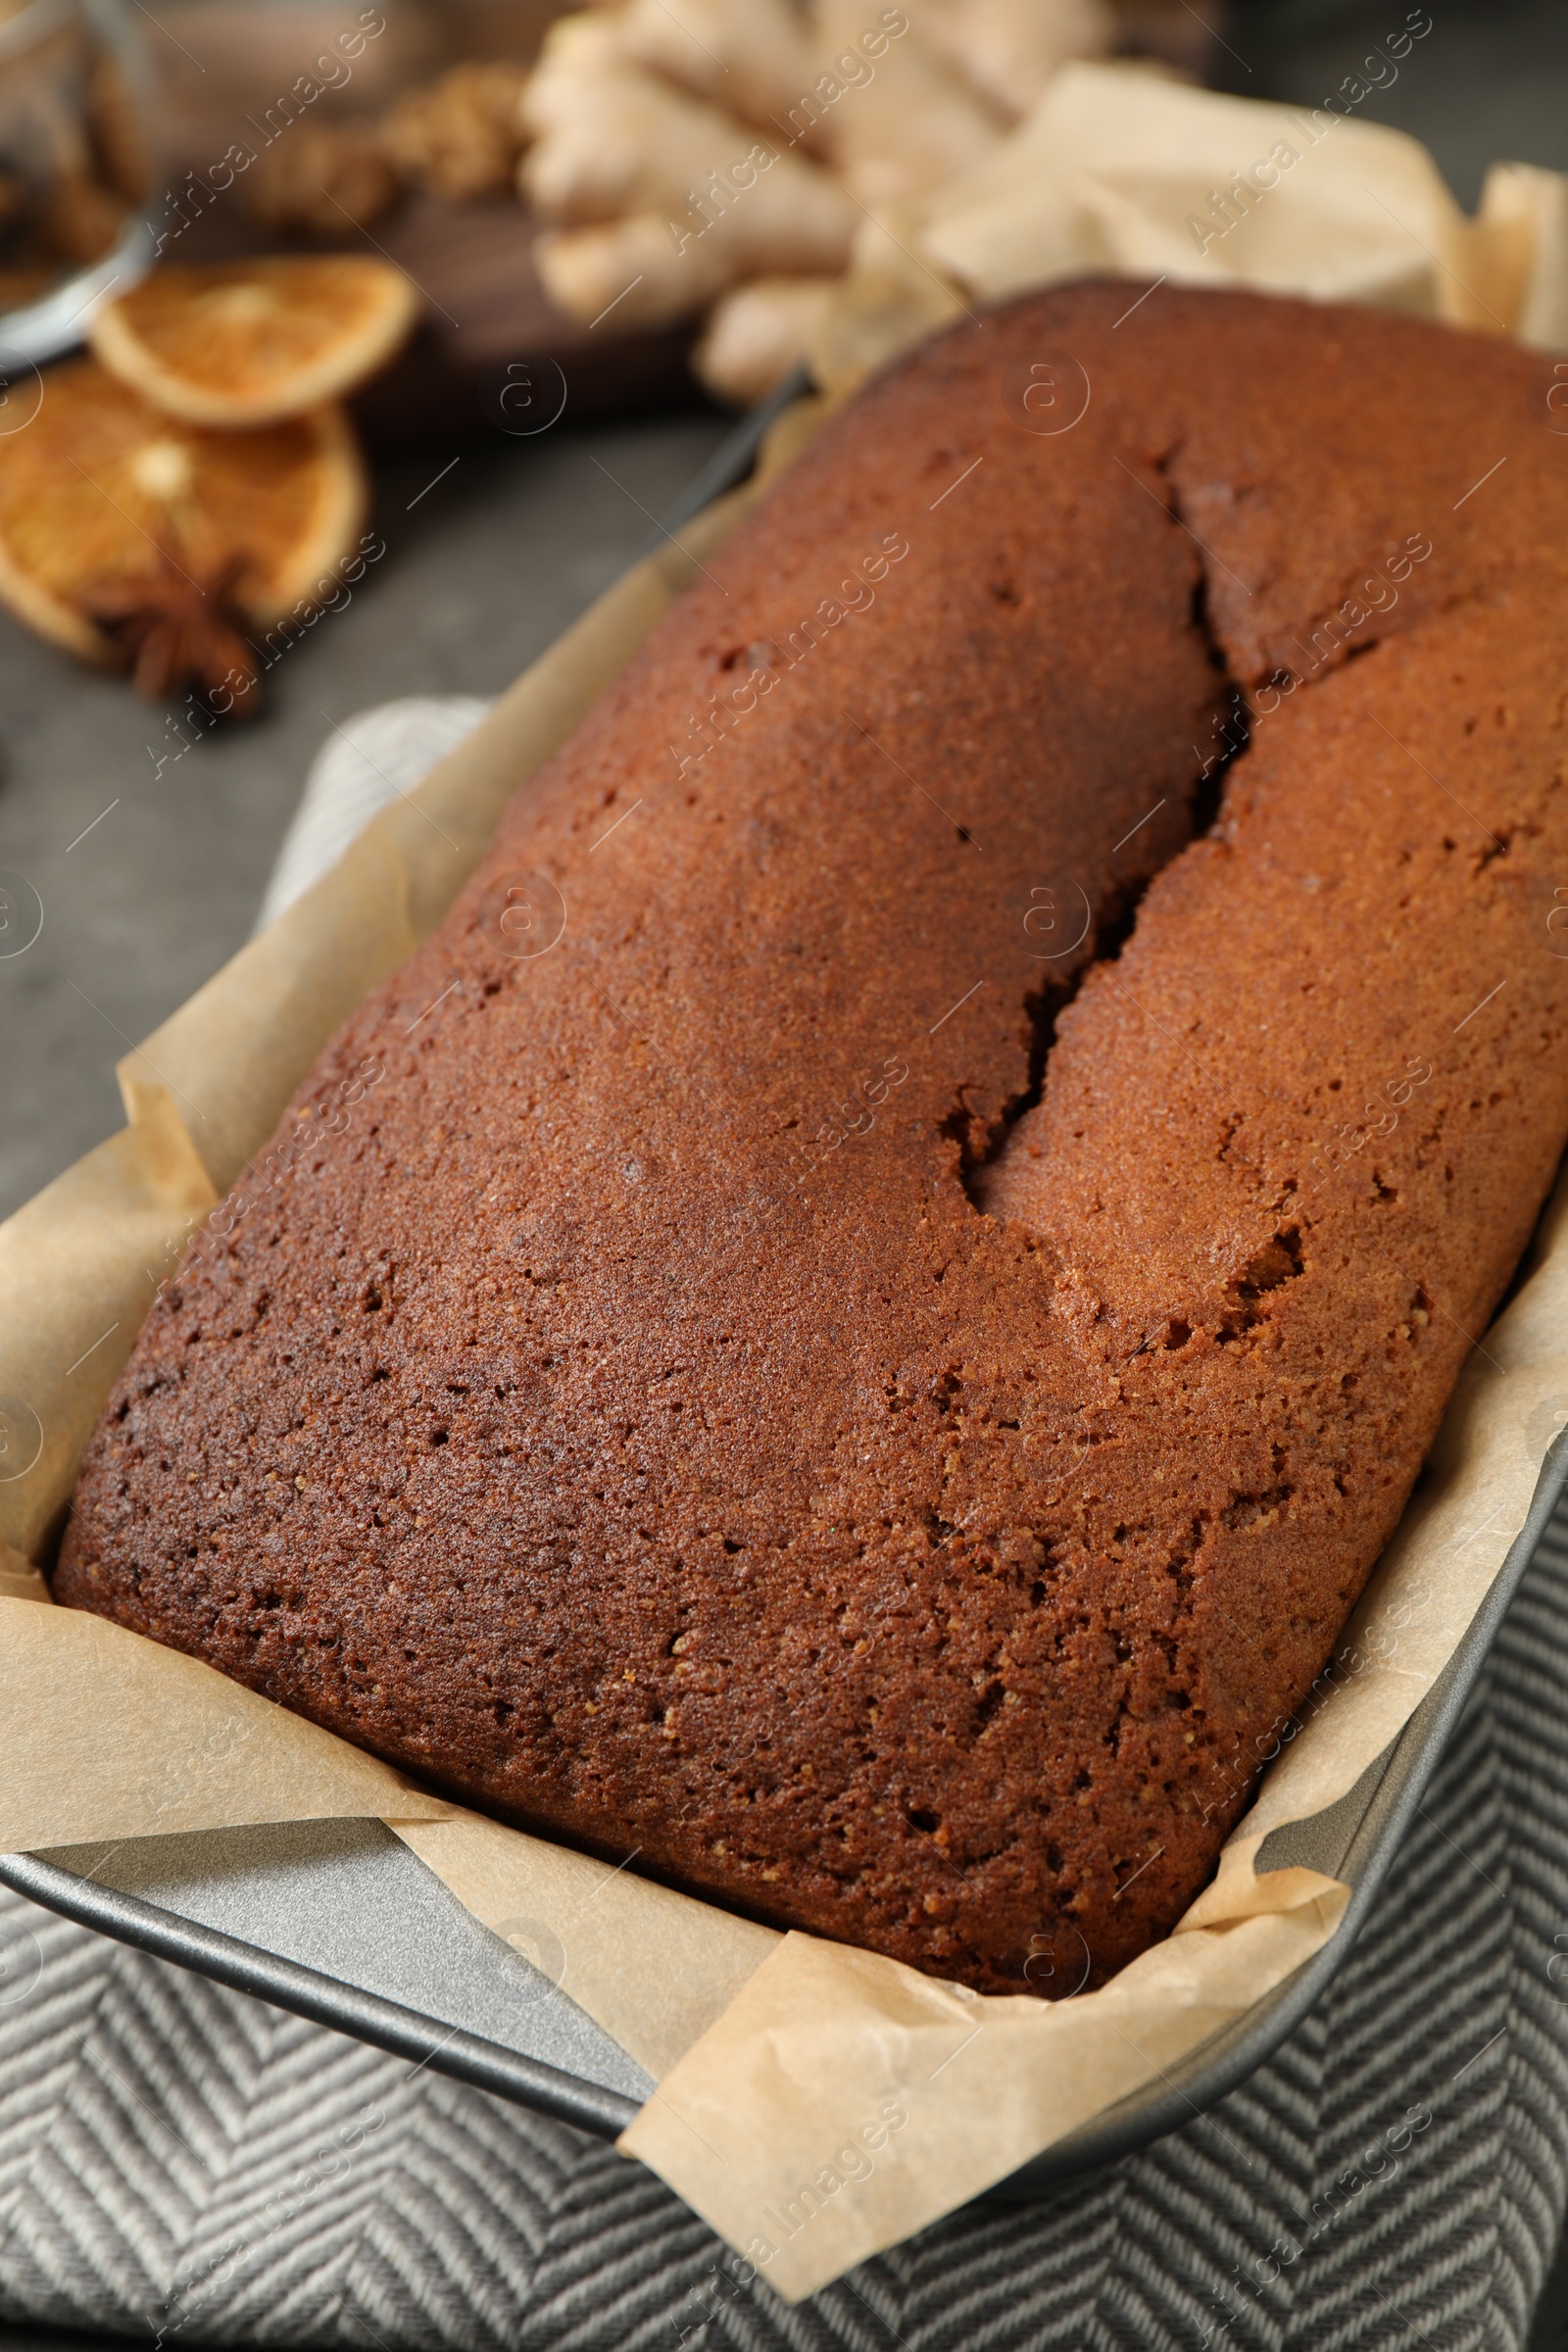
{"left": 57, "top": 284, "right": 1568, "bottom": 1993}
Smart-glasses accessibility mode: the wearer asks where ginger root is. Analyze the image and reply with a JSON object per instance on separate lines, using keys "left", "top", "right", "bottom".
{"left": 911, "top": 0, "right": 1116, "bottom": 123}
{"left": 515, "top": 0, "right": 1115, "bottom": 385}
{"left": 522, "top": 57, "right": 854, "bottom": 256}
{"left": 518, "top": 10, "right": 635, "bottom": 137}
{"left": 618, "top": 0, "right": 815, "bottom": 131}
{"left": 526, "top": 66, "right": 742, "bottom": 220}
{"left": 537, "top": 148, "right": 855, "bottom": 329}
{"left": 693, "top": 273, "right": 838, "bottom": 403}
{"left": 809, "top": 0, "right": 1003, "bottom": 207}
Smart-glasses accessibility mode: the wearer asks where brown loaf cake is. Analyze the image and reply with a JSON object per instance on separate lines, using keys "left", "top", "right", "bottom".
{"left": 57, "top": 283, "right": 1568, "bottom": 1994}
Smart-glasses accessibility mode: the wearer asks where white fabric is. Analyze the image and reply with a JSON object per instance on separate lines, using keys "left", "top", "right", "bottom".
{"left": 255, "top": 698, "right": 494, "bottom": 934}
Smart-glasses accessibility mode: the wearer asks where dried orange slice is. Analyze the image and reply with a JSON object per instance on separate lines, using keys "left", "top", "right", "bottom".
{"left": 0, "top": 357, "right": 366, "bottom": 665}
{"left": 88, "top": 258, "right": 418, "bottom": 427}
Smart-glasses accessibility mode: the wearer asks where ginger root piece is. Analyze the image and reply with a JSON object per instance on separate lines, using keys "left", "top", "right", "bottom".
{"left": 809, "top": 0, "right": 1002, "bottom": 207}
{"left": 382, "top": 62, "right": 530, "bottom": 201}
{"left": 243, "top": 123, "right": 400, "bottom": 238}
{"left": 536, "top": 153, "right": 854, "bottom": 327}
{"left": 525, "top": 64, "right": 745, "bottom": 220}
{"left": 519, "top": 9, "right": 635, "bottom": 137}
{"left": 693, "top": 272, "right": 837, "bottom": 403}
{"left": 619, "top": 0, "right": 814, "bottom": 131}
{"left": 521, "top": 58, "right": 851, "bottom": 243}
{"left": 523, "top": 8, "right": 851, "bottom": 323}
{"left": 518, "top": 0, "right": 1113, "bottom": 344}
{"left": 910, "top": 0, "right": 1115, "bottom": 123}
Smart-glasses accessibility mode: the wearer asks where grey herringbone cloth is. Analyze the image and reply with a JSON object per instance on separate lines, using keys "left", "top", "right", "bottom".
{"left": 1, "top": 1497, "right": 1564, "bottom": 2350}
{"left": 5, "top": 710, "right": 1567, "bottom": 2348}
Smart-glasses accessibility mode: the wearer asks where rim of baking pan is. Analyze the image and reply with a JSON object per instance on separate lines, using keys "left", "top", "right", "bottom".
{"left": 0, "top": 1845, "right": 642, "bottom": 2135}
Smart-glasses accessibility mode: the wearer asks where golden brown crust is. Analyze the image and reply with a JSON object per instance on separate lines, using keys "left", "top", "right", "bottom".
{"left": 56, "top": 284, "right": 1568, "bottom": 1991}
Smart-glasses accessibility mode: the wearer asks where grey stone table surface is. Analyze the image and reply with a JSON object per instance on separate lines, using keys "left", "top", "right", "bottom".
{"left": 0, "top": 415, "right": 732, "bottom": 1225}
{"left": 1233, "top": 0, "right": 1568, "bottom": 209}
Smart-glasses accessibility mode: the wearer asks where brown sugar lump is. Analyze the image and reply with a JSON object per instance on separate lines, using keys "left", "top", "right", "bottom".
{"left": 55, "top": 284, "right": 1568, "bottom": 1994}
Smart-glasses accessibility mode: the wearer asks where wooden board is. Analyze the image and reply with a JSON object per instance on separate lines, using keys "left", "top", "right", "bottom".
{"left": 167, "top": 189, "right": 703, "bottom": 453}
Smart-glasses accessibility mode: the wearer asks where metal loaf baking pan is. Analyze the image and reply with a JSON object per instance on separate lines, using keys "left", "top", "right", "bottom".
{"left": 5, "top": 382, "right": 1567, "bottom": 2200}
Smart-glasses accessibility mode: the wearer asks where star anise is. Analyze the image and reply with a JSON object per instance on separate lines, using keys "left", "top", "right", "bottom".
{"left": 83, "top": 551, "right": 263, "bottom": 717}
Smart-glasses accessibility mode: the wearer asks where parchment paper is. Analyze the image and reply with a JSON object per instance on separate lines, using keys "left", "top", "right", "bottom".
{"left": 807, "top": 62, "right": 1568, "bottom": 397}
{"left": 5, "top": 83, "right": 1568, "bottom": 2300}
